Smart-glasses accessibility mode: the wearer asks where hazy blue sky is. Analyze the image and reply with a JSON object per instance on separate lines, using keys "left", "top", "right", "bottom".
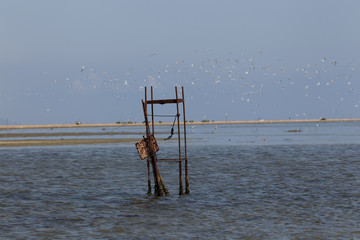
{"left": 1, "top": 0, "right": 360, "bottom": 124}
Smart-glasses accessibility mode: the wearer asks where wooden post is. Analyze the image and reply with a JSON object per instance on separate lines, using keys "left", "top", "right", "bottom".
{"left": 142, "top": 100, "right": 165, "bottom": 196}
{"left": 151, "top": 87, "right": 155, "bottom": 136}
{"left": 145, "top": 87, "right": 152, "bottom": 195}
{"left": 182, "top": 87, "right": 190, "bottom": 194}
{"left": 150, "top": 87, "right": 169, "bottom": 195}
{"left": 142, "top": 87, "right": 169, "bottom": 196}
{"left": 147, "top": 158, "right": 152, "bottom": 195}
{"left": 175, "top": 87, "right": 184, "bottom": 195}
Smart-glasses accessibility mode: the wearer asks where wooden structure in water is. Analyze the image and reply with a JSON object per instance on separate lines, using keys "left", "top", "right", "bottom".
{"left": 136, "top": 86, "right": 189, "bottom": 196}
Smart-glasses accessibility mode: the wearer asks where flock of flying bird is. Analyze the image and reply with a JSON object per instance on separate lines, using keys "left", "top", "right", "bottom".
{"left": 50, "top": 50, "right": 359, "bottom": 120}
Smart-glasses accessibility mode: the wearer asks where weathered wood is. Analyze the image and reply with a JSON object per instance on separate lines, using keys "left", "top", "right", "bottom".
{"left": 144, "top": 89, "right": 152, "bottom": 196}
{"left": 182, "top": 87, "right": 190, "bottom": 194}
{"left": 157, "top": 158, "right": 187, "bottom": 162}
{"left": 142, "top": 99, "right": 167, "bottom": 196}
{"left": 146, "top": 99, "right": 184, "bottom": 105}
{"left": 175, "top": 87, "right": 184, "bottom": 195}
{"left": 140, "top": 86, "right": 189, "bottom": 196}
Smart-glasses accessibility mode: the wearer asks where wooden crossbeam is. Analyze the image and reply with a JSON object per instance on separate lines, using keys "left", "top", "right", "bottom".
{"left": 146, "top": 99, "right": 184, "bottom": 105}
{"left": 157, "top": 158, "right": 188, "bottom": 162}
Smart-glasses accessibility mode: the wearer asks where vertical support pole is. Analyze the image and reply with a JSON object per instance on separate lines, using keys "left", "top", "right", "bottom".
{"left": 151, "top": 86, "right": 155, "bottom": 136}
{"left": 147, "top": 155, "right": 152, "bottom": 195}
{"left": 142, "top": 100, "right": 164, "bottom": 196}
{"left": 175, "top": 86, "right": 184, "bottom": 195}
{"left": 151, "top": 87, "right": 169, "bottom": 196}
{"left": 182, "top": 87, "right": 190, "bottom": 194}
{"left": 143, "top": 87, "right": 169, "bottom": 196}
{"left": 144, "top": 88, "right": 152, "bottom": 195}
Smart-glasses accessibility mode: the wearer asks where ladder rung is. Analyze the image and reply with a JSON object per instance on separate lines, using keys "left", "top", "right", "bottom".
{"left": 146, "top": 99, "right": 184, "bottom": 105}
{"left": 157, "top": 158, "right": 187, "bottom": 162}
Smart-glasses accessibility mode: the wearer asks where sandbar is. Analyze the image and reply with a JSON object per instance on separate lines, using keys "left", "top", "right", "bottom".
{"left": 0, "top": 138, "right": 139, "bottom": 147}
{"left": 1, "top": 118, "right": 360, "bottom": 130}
{"left": 1, "top": 118, "right": 359, "bottom": 147}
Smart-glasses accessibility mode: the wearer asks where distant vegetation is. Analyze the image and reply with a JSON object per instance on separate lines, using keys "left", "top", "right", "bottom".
{"left": 115, "top": 121, "right": 136, "bottom": 124}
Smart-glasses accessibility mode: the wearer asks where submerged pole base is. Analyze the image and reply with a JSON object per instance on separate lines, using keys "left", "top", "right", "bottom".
{"left": 154, "top": 183, "right": 163, "bottom": 196}
{"left": 147, "top": 180, "right": 152, "bottom": 196}
{"left": 179, "top": 181, "right": 184, "bottom": 195}
{"left": 185, "top": 176, "right": 190, "bottom": 194}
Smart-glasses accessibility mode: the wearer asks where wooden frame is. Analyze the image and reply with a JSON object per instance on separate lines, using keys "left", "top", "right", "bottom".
{"left": 142, "top": 86, "right": 189, "bottom": 195}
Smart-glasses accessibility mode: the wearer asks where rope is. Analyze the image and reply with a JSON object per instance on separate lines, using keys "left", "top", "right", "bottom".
{"left": 164, "top": 114, "right": 179, "bottom": 140}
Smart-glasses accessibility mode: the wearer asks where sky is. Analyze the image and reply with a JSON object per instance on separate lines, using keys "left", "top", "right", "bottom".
{"left": 1, "top": 0, "right": 360, "bottom": 125}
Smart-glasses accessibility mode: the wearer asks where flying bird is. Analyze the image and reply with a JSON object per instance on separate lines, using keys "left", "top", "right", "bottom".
{"left": 81, "top": 66, "right": 86, "bottom": 72}
{"left": 149, "top": 53, "right": 157, "bottom": 58}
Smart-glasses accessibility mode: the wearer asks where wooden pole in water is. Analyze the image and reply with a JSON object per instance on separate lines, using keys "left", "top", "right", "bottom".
{"left": 142, "top": 100, "right": 163, "bottom": 196}
{"left": 151, "top": 87, "right": 155, "bottom": 136}
{"left": 150, "top": 87, "right": 169, "bottom": 196}
{"left": 147, "top": 156, "right": 152, "bottom": 195}
{"left": 144, "top": 88, "right": 152, "bottom": 195}
{"left": 142, "top": 88, "right": 169, "bottom": 196}
{"left": 154, "top": 154, "right": 169, "bottom": 196}
{"left": 175, "top": 87, "right": 184, "bottom": 195}
{"left": 182, "top": 87, "right": 190, "bottom": 194}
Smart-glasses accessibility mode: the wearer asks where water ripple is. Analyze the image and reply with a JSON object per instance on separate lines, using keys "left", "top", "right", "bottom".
{"left": 1, "top": 126, "right": 360, "bottom": 239}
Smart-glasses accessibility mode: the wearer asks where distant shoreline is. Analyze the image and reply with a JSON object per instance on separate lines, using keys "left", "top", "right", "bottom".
{"left": 0, "top": 138, "right": 138, "bottom": 147}
{"left": 1, "top": 118, "right": 359, "bottom": 147}
{"left": 1, "top": 118, "right": 360, "bottom": 130}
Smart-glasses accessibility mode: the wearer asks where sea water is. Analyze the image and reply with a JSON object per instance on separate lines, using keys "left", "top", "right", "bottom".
{"left": 1, "top": 121, "right": 360, "bottom": 239}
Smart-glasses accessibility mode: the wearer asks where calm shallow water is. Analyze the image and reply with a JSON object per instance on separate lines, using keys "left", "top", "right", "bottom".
{"left": 1, "top": 122, "right": 360, "bottom": 239}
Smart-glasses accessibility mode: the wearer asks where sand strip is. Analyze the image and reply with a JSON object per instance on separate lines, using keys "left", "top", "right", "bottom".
{"left": 1, "top": 118, "right": 360, "bottom": 130}
{"left": 0, "top": 132, "right": 143, "bottom": 138}
{"left": 0, "top": 138, "right": 139, "bottom": 147}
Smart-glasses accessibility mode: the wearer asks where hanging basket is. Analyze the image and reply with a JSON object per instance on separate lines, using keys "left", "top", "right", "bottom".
{"left": 135, "top": 139, "right": 148, "bottom": 160}
{"left": 135, "top": 135, "right": 159, "bottom": 160}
